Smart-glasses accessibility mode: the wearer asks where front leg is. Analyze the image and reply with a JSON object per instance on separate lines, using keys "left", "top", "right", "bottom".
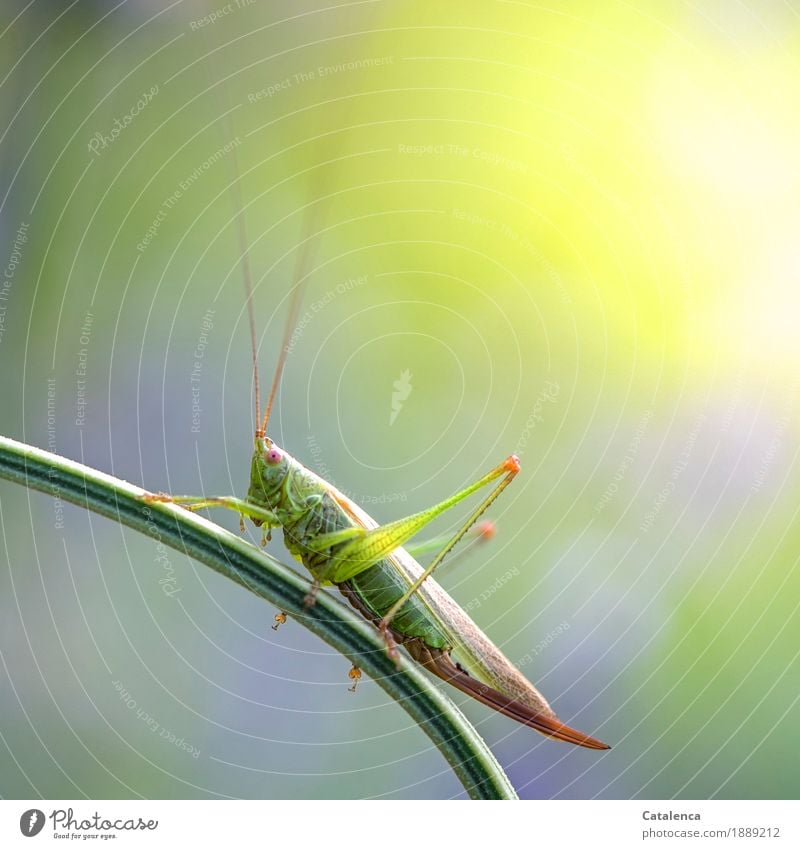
{"left": 144, "top": 494, "right": 280, "bottom": 529}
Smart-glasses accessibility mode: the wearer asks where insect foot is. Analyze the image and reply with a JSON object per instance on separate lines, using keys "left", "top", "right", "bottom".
{"left": 303, "top": 579, "right": 321, "bottom": 609}
{"left": 347, "top": 665, "right": 361, "bottom": 693}
{"left": 143, "top": 493, "right": 197, "bottom": 513}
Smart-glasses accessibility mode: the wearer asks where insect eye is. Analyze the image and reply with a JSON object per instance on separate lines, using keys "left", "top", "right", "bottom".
{"left": 266, "top": 448, "right": 282, "bottom": 465}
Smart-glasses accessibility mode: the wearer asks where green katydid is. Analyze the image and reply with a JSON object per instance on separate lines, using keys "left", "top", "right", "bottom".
{"left": 149, "top": 159, "right": 609, "bottom": 752}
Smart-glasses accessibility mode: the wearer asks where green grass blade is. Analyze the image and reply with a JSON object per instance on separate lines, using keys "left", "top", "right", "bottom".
{"left": 0, "top": 433, "right": 518, "bottom": 800}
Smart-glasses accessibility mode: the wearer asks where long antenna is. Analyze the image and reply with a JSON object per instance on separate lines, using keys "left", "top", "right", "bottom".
{"left": 211, "top": 54, "right": 263, "bottom": 438}
{"left": 204, "top": 14, "right": 336, "bottom": 444}
{"left": 227, "top": 139, "right": 261, "bottom": 433}
{"left": 222, "top": 110, "right": 333, "bottom": 438}
{"left": 259, "top": 260, "right": 309, "bottom": 437}
{"left": 227, "top": 138, "right": 327, "bottom": 439}
{"left": 259, "top": 158, "right": 334, "bottom": 438}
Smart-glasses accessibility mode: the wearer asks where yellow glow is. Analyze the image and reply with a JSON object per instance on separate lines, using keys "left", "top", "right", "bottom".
{"left": 650, "top": 62, "right": 800, "bottom": 366}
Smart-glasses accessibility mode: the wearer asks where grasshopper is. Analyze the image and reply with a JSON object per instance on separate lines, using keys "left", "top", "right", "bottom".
{"left": 149, "top": 155, "right": 609, "bottom": 752}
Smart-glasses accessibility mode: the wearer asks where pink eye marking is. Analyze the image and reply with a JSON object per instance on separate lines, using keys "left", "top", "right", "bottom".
{"left": 266, "top": 448, "right": 282, "bottom": 465}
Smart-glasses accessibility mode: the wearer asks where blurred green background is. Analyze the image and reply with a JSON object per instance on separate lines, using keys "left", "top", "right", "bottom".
{"left": 1, "top": 0, "right": 799, "bottom": 800}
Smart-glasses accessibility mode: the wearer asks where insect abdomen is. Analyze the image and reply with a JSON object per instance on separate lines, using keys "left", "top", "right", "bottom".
{"left": 346, "top": 561, "right": 451, "bottom": 649}
{"left": 284, "top": 491, "right": 450, "bottom": 650}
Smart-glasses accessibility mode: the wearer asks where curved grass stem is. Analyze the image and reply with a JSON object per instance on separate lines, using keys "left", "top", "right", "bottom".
{"left": 0, "top": 434, "right": 517, "bottom": 800}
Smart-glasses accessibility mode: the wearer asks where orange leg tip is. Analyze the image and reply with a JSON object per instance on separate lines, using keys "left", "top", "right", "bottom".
{"left": 475, "top": 520, "right": 496, "bottom": 541}
{"left": 503, "top": 454, "right": 521, "bottom": 473}
{"left": 347, "top": 666, "right": 362, "bottom": 692}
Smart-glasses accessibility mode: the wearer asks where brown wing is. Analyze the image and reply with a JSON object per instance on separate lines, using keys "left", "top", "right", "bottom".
{"left": 410, "top": 643, "right": 610, "bottom": 750}
{"left": 312, "top": 466, "right": 610, "bottom": 750}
